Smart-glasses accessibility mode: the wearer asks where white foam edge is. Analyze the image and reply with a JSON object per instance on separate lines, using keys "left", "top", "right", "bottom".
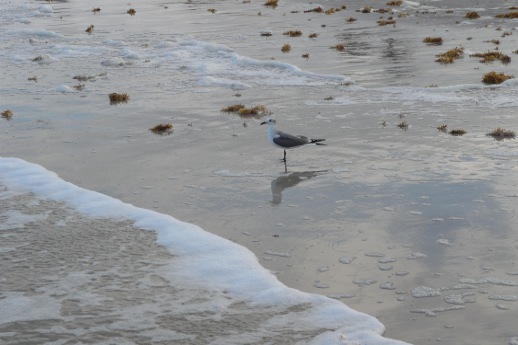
{"left": 0, "top": 157, "right": 409, "bottom": 344}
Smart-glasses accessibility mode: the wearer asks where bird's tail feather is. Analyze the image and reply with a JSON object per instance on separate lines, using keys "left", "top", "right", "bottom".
{"left": 310, "top": 139, "right": 326, "bottom": 145}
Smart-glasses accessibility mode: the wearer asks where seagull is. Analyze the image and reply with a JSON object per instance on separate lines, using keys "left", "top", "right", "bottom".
{"left": 260, "top": 116, "right": 326, "bottom": 162}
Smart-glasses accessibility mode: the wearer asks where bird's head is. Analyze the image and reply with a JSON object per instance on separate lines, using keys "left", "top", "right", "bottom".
{"left": 260, "top": 116, "right": 276, "bottom": 126}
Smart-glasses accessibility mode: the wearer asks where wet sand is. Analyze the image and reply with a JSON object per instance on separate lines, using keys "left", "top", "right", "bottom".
{"left": 2, "top": 0, "right": 518, "bottom": 344}
{"left": 0, "top": 187, "right": 348, "bottom": 344}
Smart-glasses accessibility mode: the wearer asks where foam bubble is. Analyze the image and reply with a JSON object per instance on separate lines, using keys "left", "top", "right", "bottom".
{"left": 411, "top": 286, "right": 442, "bottom": 298}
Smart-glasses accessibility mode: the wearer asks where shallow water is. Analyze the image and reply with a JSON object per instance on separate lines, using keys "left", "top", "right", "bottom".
{"left": 2, "top": 0, "right": 518, "bottom": 344}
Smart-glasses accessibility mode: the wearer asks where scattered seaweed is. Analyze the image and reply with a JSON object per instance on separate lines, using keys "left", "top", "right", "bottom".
{"left": 308, "top": 33, "right": 319, "bottom": 38}
{"left": 207, "top": 8, "right": 216, "bottom": 13}
{"left": 92, "top": 7, "right": 101, "bottom": 13}
{"left": 261, "top": 32, "right": 273, "bottom": 37}
{"left": 465, "top": 11, "right": 480, "bottom": 19}
{"left": 325, "top": 8, "right": 335, "bottom": 15}
{"left": 330, "top": 44, "right": 346, "bottom": 51}
{"left": 85, "top": 24, "right": 94, "bottom": 33}
{"left": 435, "top": 47, "right": 464, "bottom": 64}
{"left": 264, "top": 0, "right": 278, "bottom": 8}
{"left": 423, "top": 37, "right": 443, "bottom": 45}
{"left": 387, "top": 0, "right": 402, "bottom": 5}
{"left": 127, "top": 8, "right": 136, "bottom": 16}
{"left": 1, "top": 109, "right": 13, "bottom": 121}
{"left": 281, "top": 43, "right": 291, "bottom": 52}
{"left": 324, "top": 96, "right": 334, "bottom": 100}
{"left": 501, "top": 31, "right": 512, "bottom": 37}
{"left": 495, "top": 11, "right": 518, "bottom": 18}
{"left": 73, "top": 83, "right": 85, "bottom": 91}
{"left": 487, "top": 127, "right": 516, "bottom": 140}
{"left": 449, "top": 129, "right": 466, "bottom": 136}
{"left": 302, "top": 53, "right": 309, "bottom": 59}
{"left": 360, "top": 6, "right": 372, "bottom": 13}
{"left": 398, "top": 121, "right": 408, "bottom": 130}
{"left": 150, "top": 123, "right": 173, "bottom": 135}
{"left": 437, "top": 124, "right": 448, "bottom": 132}
{"left": 347, "top": 17, "right": 357, "bottom": 22}
{"left": 470, "top": 51, "right": 510, "bottom": 64}
{"left": 28, "top": 76, "right": 37, "bottom": 82}
{"left": 482, "top": 71, "right": 514, "bottom": 84}
{"left": 109, "top": 92, "right": 129, "bottom": 104}
{"left": 283, "top": 30, "right": 302, "bottom": 37}
{"left": 32, "top": 55, "right": 44, "bottom": 62}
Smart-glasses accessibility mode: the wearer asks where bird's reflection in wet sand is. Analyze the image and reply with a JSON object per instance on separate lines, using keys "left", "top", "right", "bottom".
{"left": 271, "top": 169, "right": 328, "bottom": 204}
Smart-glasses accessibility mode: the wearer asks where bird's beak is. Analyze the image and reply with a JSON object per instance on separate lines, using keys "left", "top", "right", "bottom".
{"left": 260, "top": 121, "right": 266, "bottom": 125}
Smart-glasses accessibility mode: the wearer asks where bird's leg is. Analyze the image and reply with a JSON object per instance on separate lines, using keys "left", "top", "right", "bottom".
{"left": 283, "top": 150, "right": 287, "bottom": 162}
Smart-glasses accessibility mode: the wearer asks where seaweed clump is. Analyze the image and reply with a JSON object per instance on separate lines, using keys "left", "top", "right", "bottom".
{"left": 486, "top": 127, "right": 516, "bottom": 141}
{"left": 281, "top": 43, "right": 291, "bottom": 52}
{"left": 127, "top": 9, "right": 136, "bottom": 16}
{"left": 264, "top": 0, "right": 278, "bottom": 8}
{"left": 437, "top": 124, "right": 448, "bottom": 132}
{"left": 482, "top": 71, "right": 514, "bottom": 84}
{"left": 465, "top": 11, "right": 480, "bottom": 19}
{"left": 330, "top": 44, "right": 346, "bottom": 51}
{"left": 221, "top": 104, "right": 270, "bottom": 118}
{"left": 73, "top": 75, "right": 96, "bottom": 82}
{"left": 449, "top": 129, "right": 466, "bottom": 136}
{"left": 377, "top": 18, "right": 396, "bottom": 26}
{"left": 109, "top": 92, "right": 130, "bottom": 104}
{"left": 2, "top": 109, "right": 13, "bottom": 121}
{"left": 423, "top": 37, "right": 443, "bottom": 45}
{"left": 470, "top": 51, "right": 511, "bottom": 64}
{"left": 221, "top": 104, "right": 245, "bottom": 113}
{"left": 304, "top": 6, "right": 323, "bottom": 13}
{"left": 495, "top": 11, "right": 518, "bottom": 18}
{"left": 150, "top": 123, "right": 173, "bottom": 135}
{"left": 283, "top": 30, "right": 302, "bottom": 37}
{"left": 435, "top": 47, "right": 464, "bottom": 64}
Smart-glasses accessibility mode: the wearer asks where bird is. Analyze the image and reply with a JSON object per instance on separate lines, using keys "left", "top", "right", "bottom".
{"left": 260, "top": 116, "right": 326, "bottom": 162}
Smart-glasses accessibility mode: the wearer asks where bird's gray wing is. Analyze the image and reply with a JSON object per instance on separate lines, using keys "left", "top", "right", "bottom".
{"left": 272, "top": 130, "right": 310, "bottom": 148}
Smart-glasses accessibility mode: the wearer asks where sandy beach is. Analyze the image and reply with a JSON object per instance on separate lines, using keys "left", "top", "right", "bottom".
{"left": 2, "top": 0, "right": 518, "bottom": 344}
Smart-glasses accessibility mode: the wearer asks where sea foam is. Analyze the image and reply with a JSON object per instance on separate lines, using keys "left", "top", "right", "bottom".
{"left": 0, "top": 157, "right": 409, "bottom": 344}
